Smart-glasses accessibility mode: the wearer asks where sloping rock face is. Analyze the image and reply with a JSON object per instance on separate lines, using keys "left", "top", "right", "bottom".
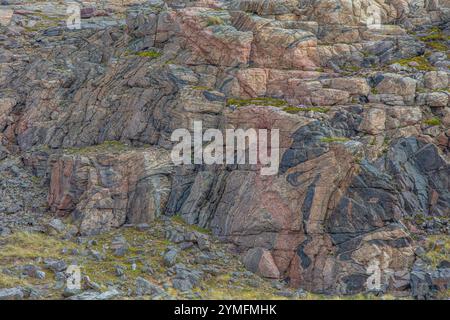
{"left": 47, "top": 148, "right": 173, "bottom": 235}
{"left": 1, "top": 0, "right": 449, "bottom": 296}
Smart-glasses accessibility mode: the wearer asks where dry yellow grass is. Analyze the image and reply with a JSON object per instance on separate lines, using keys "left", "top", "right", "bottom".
{"left": 0, "top": 231, "right": 75, "bottom": 260}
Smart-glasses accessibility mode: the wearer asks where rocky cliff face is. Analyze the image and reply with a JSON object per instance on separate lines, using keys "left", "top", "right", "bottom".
{"left": 0, "top": 0, "right": 449, "bottom": 298}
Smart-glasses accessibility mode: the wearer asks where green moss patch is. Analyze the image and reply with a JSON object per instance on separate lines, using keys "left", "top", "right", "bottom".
{"left": 320, "top": 137, "right": 350, "bottom": 143}
{"left": 206, "top": 16, "right": 225, "bottom": 26}
{"left": 419, "top": 27, "right": 448, "bottom": 42}
{"left": 135, "top": 50, "right": 162, "bottom": 59}
{"left": 424, "top": 117, "right": 441, "bottom": 126}
{"left": 227, "top": 97, "right": 289, "bottom": 108}
{"left": 171, "top": 215, "right": 211, "bottom": 235}
{"left": 64, "top": 141, "right": 130, "bottom": 155}
{"left": 426, "top": 41, "right": 449, "bottom": 52}
{"left": 396, "top": 55, "right": 435, "bottom": 71}
{"left": 283, "top": 106, "right": 329, "bottom": 114}
{"left": 191, "top": 86, "right": 212, "bottom": 91}
{"left": 424, "top": 235, "right": 450, "bottom": 268}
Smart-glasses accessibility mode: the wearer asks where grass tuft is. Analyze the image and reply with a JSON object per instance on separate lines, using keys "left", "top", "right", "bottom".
{"left": 426, "top": 41, "right": 448, "bottom": 52}
{"left": 206, "top": 16, "right": 225, "bottom": 26}
{"left": 283, "top": 106, "right": 329, "bottom": 114}
{"left": 424, "top": 235, "right": 450, "bottom": 268}
{"left": 135, "top": 50, "right": 162, "bottom": 59}
{"left": 171, "top": 215, "right": 211, "bottom": 235}
{"left": 227, "top": 97, "right": 289, "bottom": 108}
{"left": 320, "top": 137, "right": 350, "bottom": 143}
{"left": 0, "top": 231, "right": 75, "bottom": 260}
{"left": 64, "top": 141, "right": 129, "bottom": 155}
{"left": 424, "top": 117, "right": 441, "bottom": 126}
{"left": 396, "top": 55, "right": 435, "bottom": 71}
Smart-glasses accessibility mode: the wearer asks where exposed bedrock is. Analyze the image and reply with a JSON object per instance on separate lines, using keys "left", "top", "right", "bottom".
{"left": 164, "top": 126, "right": 450, "bottom": 294}
{"left": 46, "top": 148, "right": 173, "bottom": 235}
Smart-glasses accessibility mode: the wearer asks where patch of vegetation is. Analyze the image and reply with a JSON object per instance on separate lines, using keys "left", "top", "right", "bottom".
{"left": 283, "top": 106, "right": 329, "bottom": 114}
{"left": 419, "top": 27, "right": 447, "bottom": 42}
{"left": 199, "top": 273, "right": 288, "bottom": 299}
{"left": 371, "top": 87, "right": 378, "bottom": 94}
{"left": 206, "top": 16, "right": 225, "bottom": 26}
{"left": 426, "top": 41, "right": 449, "bottom": 52}
{"left": 35, "top": 12, "right": 62, "bottom": 22}
{"left": 0, "top": 221, "right": 412, "bottom": 300}
{"left": 0, "top": 273, "right": 27, "bottom": 288}
{"left": 416, "top": 87, "right": 428, "bottom": 94}
{"left": 320, "top": 137, "right": 350, "bottom": 143}
{"left": 81, "top": 227, "right": 172, "bottom": 286}
{"left": 344, "top": 65, "right": 361, "bottom": 72}
{"left": 396, "top": 55, "right": 435, "bottom": 71}
{"left": 226, "top": 97, "right": 289, "bottom": 108}
{"left": 424, "top": 235, "right": 450, "bottom": 268}
{"left": 198, "top": 272, "right": 399, "bottom": 300}
{"left": 0, "top": 231, "right": 75, "bottom": 261}
{"left": 31, "top": 175, "right": 41, "bottom": 184}
{"left": 24, "top": 26, "right": 42, "bottom": 33}
{"left": 171, "top": 215, "right": 211, "bottom": 235}
{"left": 64, "top": 141, "right": 130, "bottom": 155}
{"left": 413, "top": 213, "right": 426, "bottom": 225}
{"left": 191, "top": 86, "right": 212, "bottom": 91}
{"left": 135, "top": 50, "right": 162, "bottom": 59}
{"left": 424, "top": 117, "right": 442, "bottom": 126}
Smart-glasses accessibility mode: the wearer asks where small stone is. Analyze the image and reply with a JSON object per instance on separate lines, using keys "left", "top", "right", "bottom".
{"left": 197, "top": 237, "right": 211, "bottom": 251}
{"left": 180, "top": 242, "right": 193, "bottom": 250}
{"left": 87, "top": 240, "right": 98, "bottom": 247}
{"left": 426, "top": 92, "right": 448, "bottom": 107}
{"left": 276, "top": 291, "right": 294, "bottom": 297}
{"left": 172, "top": 278, "right": 193, "bottom": 292}
{"left": 80, "top": 7, "right": 95, "bottom": 19}
{"left": 68, "top": 289, "right": 120, "bottom": 300}
{"left": 0, "top": 226, "right": 11, "bottom": 237}
{"left": 141, "top": 263, "right": 154, "bottom": 275}
{"left": 424, "top": 71, "right": 448, "bottom": 90}
{"left": 414, "top": 247, "right": 426, "bottom": 256}
{"left": 115, "top": 266, "right": 125, "bottom": 277}
{"left": 438, "top": 261, "right": 450, "bottom": 268}
{"left": 55, "top": 271, "right": 67, "bottom": 281}
{"left": 35, "top": 270, "right": 46, "bottom": 280}
{"left": 111, "top": 235, "right": 129, "bottom": 257}
{"left": 83, "top": 276, "right": 101, "bottom": 292}
{"left": 194, "top": 253, "right": 211, "bottom": 264}
{"left": 28, "top": 287, "right": 44, "bottom": 299}
{"left": 113, "top": 246, "right": 128, "bottom": 257}
{"left": 163, "top": 250, "right": 178, "bottom": 267}
{"left": 44, "top": 259, "right": 67, "bottom": 273}
{"left": 294, "top": 288, "right": 308, "bottom": 298}
{"left": 135, "top": 277, "right": 164, "bottom": 296}
{"left": 136, "top": 223, "right": 150, "bottom": 231}
{"left": 47, "top": 218, "right": 65, "bottom": 234}
{"left": 63, "top": 287, "right": 82, "bottom": 298}
{"left": 89, "top": 250, "right": 104, "bottom": 261}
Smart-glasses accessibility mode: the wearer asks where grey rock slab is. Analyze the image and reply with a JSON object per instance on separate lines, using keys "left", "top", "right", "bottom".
{"left": 0, "top": 287, "right": 24, "bottom": 300}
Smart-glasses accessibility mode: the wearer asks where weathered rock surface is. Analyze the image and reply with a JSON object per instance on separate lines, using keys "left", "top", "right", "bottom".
{"left": 47, "top": 148, "right": 173, "bottom": 235}
{"left": 0, "top": 287, "right": 24, "bottom": 300}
